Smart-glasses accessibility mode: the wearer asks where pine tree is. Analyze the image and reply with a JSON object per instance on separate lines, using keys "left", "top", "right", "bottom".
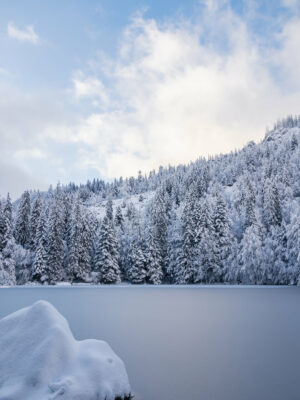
{"left": 193, "top": 197, "right": 219, "bottom": 284}
{"left": 3, "top": 193, "right": 12, "bottom": 232}
{"left": 95, "top": 216, "right": 120, "bottom": 284}
{"left": 175, "top": 193, "right": 196, "bottom": 284}
{"left": 114, "top": 206, "right": 127, "bottom": 279}
{"left": 212, "top": 194, "right": 232, "bottom": 282}
{"left": 128, "top": 239, "right": 147, "bottom": 284}
{"left": 150, "top": 190, "right": 169, "bottom": 269}
{"left": 32, "top": 237, "right": 48, "bottom": 283}
{"left": 244, "top": 179, "right": 256, "bottom": 228}
{"left": 30, "top": 192, "right": 42, "bottom": 250}
{"left": 14, "top": 190, "right": 31, "bottom": 248}
{"left": 239, "top": 223, "right": 264, "bottom": 284}
{"left": 0, "top": 194, "right": 13, "bottom": 252}
{"left": 105, "top": 198, "right": 113, "bottom": 221}
{"left": 194, "top": 228, "right": 218, "bottom": 283}
{"left": 62, "top": 194, "right": 73, "bottom": 245}
{"left": 35, "top": 209, "right": 47, "bottom": 250}
{"left": 291, "top": 134, "right": 298, "bottom": 151}
{"left": 274, "top": 224, "right": 288, "bottom": 284}
{"left": 115, "top": 206, "right": 124, "bottom": 229}
{"left": 146, "top": 227, "right": 163, "bottom": 284}
{"left": 68, "top": 197, "right": 91, "bottom": 282}
{"left": 286, "top": 212, "right": 300, "bottom": 285}
{"left": 0, "top": 203, "right": 5, "bottom": 252}
{"left": 2, "top": 200, "right": 13, "bottom": 248}
{"left": 263, "top": 178, "right": 282, "bottom": 230}
{"left": 166, "top": 214, "right": 181, "bottom": 283}
{"left": 46, "top": 191, "right": 65, "bottom": 284}
{"left": 0, "top": 239, "right": 16, "bottom": 285}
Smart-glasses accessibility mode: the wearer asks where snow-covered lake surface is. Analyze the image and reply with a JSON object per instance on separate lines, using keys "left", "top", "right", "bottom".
{"left": 0, "top": 286, "right": 299, "bottom": 400}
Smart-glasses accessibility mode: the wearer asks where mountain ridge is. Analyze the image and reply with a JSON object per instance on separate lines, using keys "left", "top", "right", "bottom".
{"left": 1, "top": 115, "right": 300, "bottom": 286}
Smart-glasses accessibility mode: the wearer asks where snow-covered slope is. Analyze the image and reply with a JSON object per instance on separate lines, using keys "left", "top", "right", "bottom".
{"left": 0, "top": 300, "right": 131, "bottom": 400}
{"left": 264, "top": 126, "right": 300, "bottom": 142}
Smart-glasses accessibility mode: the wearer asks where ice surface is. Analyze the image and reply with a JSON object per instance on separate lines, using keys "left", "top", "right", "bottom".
{"left": 0, "top": 300, "right": 131, "bottom": 400}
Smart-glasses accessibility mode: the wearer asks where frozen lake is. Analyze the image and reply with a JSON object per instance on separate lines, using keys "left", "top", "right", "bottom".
{"left": 0, "top": 286, "right": 299, "bottom": 400}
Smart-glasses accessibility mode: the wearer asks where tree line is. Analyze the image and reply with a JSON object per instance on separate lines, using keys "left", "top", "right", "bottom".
{"left": 0, "top": 116, "right": 300, "bottom": 285}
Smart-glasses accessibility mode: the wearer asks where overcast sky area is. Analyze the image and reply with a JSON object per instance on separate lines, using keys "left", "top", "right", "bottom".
{"left": 1, "top": 0, "right": 300, "bottom": 199}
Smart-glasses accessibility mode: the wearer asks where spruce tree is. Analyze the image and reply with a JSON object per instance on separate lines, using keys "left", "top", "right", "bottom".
{"left": 115, "top": 206, "right": 124, "bottom": 229}
{"left": 194, "top": 197, "right": 219, "bottom": 284}
{"left": 176, "top": 193, "right": 196, "bottom": 284}
{"left": 105, "top": 198, "right": 113, "bottom": 221}
{"left": 286, "top": 213, "right": 300, "bottom": 285}
{"left": 32, "top": 237, "right": 48, "bottom": 283}
{"left": 68, "top": 197, "right": 91, "bottom": 282}
{"left": 166, "top": 214, "right": 182, "bottom": 283}
{"left": 212, "top": 194, "right": 232, "bottom": 282}
{"left": 0, "top": 244, "right": 16, "bottom": 286}
{"left": 263, "top": 178, "right": 282, "bottom": 230}
{"left": 244, "top": 179, "right": 256, "bottom": 228}
{"left": 0, "top": 203, "right": 5, "bottom": 252}
{"left": 95, "top": 216, "right": 120, "bottom": 284}
{"left": 30, "top": 192, "right": 42, "bottom": 250}
{"left": 128, "top": 238, "right": 147, "bottom": 284}
{"left": 14, "top": 190, "right": 31, "bottom": 248}
{"left": 46, "top": 192, "right": 65, "bottom": 283}
{"left": 146, "top": 227, "right": 163, "bottom": 284}
{"left": 239, "top": 222, "right": 264, "bottom": 284}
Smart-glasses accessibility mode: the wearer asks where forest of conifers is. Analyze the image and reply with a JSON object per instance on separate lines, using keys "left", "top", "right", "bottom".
{"left": 0, "top": 115, "right": 300, "bottom": 286}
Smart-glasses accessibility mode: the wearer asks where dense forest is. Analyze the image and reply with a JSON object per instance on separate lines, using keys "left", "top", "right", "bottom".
{"left": 0, "top": 116, "right": 300, "bottom": 286}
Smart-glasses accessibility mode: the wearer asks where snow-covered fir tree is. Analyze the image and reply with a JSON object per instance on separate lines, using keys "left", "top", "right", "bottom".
{"left": 194, "top": 196, "right": 219, "bottom": 283}
{"left": 29, "top": 192, "right": 42, "bottom": 250}
{"left": 146, "top": 226, "right": 163, "bottom": 284}
{"left": 32, "top": 236, "right": 48, "bottom": 283}
{"left": 286, "top": 210, "right": 300, "bottom": 285}
{"left": 128, "top": 237, "right": 147, "bottom": 284}
{"left": 68, "top": 196, "right": 91, "bottom": 282}
{"left": 263, "top": 178, "right": 282, "bottom": 230}
{"left": 238, "top": 221, "right": 265, "bottom": 284}
{"left": 212, "top": 193, "right": 233, "bottom": 282}
{"left": 14, "top": 190, "right": 31, "bottom": 248}
{"left": 95, "top": 216, "right": 121, "bottom": 284}
{"left": 46, "top": 187, "right": 65, "bottom": 283}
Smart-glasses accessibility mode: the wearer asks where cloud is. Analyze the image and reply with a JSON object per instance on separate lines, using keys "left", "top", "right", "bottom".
{"left": 0, "top": 161, "right": 48, "bottom": 200}
{"left": 72, "top": 73, "right": 108, "bottom": 105}
{"left": 0, "top": 80, "right": 79, "bottom": 196}
{"left": 14, "top": 148, "right": 46, "bottom": 161}
{"left": 65, "top": 6, "right": 300, "bottom": 181}
{"left": 281, "top": 0, "right": 300, "bottom": 10}
{"left": 7, "top": 21, "right": 40, "bottom": 45}
{"left": 2, "top": 2, "right": 300, "bottom": 197}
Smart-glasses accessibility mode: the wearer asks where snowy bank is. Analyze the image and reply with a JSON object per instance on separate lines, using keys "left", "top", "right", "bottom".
{"left": 0, "top": 300, "right": 131, "bottom": 400}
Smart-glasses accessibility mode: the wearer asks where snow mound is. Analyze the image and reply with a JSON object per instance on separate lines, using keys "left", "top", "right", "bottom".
{"left": 0, "top": 300, "right": 131, "bottom": 400}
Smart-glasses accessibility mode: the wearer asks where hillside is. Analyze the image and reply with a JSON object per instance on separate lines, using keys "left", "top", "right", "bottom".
{"left": 0, "top": 115, "right": 300, "bottom": 285}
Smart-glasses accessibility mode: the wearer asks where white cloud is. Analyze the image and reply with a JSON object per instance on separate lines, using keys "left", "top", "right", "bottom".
{"left": 14, "top": 148, "right": 46, "bottom": 161}
{"left": 2, "top": 2, "right": 300, "bottom": 196}
{"left": 7, "top": 21, "right": 40, "bottom": 45}
{"left": 66, "top": 7, "right": 300, "bottom": 180}
{"left": 0, "top": 161, "right": 48, "bottom": 200}
{"left": 281, "top": 0, "right": 300, "bottom": 10}
{"left": 72, "top": 73, "right": 108, "bottom": 104}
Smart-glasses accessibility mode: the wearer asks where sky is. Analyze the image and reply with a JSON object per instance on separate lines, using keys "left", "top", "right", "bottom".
{"left": 1, "top": 0, "right": 300, "bottom": 199}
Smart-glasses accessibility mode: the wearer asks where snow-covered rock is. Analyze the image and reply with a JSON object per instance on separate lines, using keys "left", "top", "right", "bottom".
{"left": 0, "top": 300, "right": 131, "bottom": 400}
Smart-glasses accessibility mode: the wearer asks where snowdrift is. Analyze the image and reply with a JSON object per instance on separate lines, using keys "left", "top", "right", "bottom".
{"left": 0, "top": 300, "right": 131, "bottom": 400}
